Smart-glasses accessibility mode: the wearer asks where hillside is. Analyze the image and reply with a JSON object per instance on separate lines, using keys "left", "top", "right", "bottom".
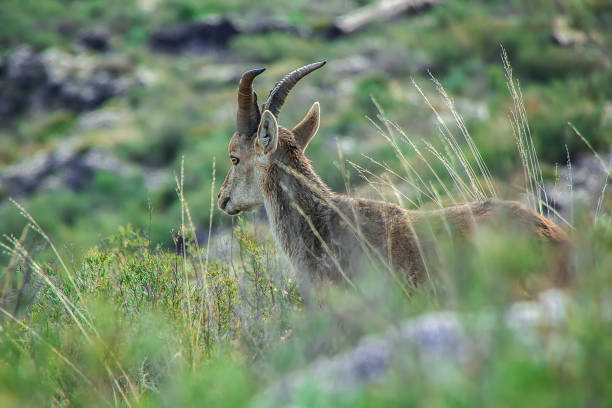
{"left": 0, "top": 0, "right": 611, "bottom": 406}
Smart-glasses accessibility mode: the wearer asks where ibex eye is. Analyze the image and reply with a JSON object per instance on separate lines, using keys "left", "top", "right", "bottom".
{"left": 231, "top": 156, "right": 239, "bottom": 165}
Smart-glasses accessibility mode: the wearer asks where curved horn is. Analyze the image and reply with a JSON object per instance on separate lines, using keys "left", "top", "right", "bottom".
{"left": 237, "top": 67, "right": 266, "bottom": 136}
{"left": 263, "top": 61, "right": 326, "bottom": 118}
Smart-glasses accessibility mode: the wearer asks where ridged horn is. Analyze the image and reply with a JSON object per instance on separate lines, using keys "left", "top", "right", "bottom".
{"left": 237, "top": 67, "right": 266, "bottom": 136}
{"left": 263, "top": 61, "right": 326, "bottom": 118}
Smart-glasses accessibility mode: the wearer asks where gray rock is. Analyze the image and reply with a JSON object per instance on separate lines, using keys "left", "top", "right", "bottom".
{"left": 1, "top": 143, "right": 133, "bottom": 197}
{"left": 255, "top": 311, "right": 467, "bottom": 406}
{"left": 5, "top": 46, "right": 47, "bottom": 87}
{"left": 76, "top": 109, "right": 125, "bottom": 130}
{"left": 148, "top": 15, "right": 311, "bottom": 54}
{"left": 329, "top": 55, "right": 374, "bottom": 77}
{"left": 76, "top": 29, "right": 111, "bottom": 52}
{"left": 254, "top": 290, "right": 569, "bottom": 406}
{"left": 148, "top": 16, "right": 240, "bottom": 53}
{"left": 0, "top": 46, "right": 47, "bottom": 118}
{"left": 546, "top": 148, "right": 612, "bottom": 219}
{"left": 194, "top": 64, "right": 246, "bottom": 86}
{"left": 0, "top": 47, "right": 141, "bottom": 120}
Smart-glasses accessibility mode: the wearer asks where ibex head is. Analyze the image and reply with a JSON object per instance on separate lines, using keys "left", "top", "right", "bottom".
{"left": 218, "top": 61, "right": 326, "bottom": 215}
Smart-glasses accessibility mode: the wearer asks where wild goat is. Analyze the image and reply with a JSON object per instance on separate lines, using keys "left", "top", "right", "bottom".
{"left": 217, "top": 61, "right": 570, "bottom": 290}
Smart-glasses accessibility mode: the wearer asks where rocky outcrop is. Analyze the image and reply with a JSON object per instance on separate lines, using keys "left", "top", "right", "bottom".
{"left": 148, "top": 15, "right": 311, "bottom": 54}
{"left": 253, "top": 290, "right": 569, "bottom": 406}
{"left": 149, "top": 16, "right": 240, "bottom": 53}
{"left": 547, "top": 148, "right": 611, "bottom": 219}
{"left": 76, "top": 29, "right": 111, "bottom": 52}
{"left": 0, "top": 46, "right": 141, "bottom": 120}
{"left": 0, "top": 143, "right": 133, "bottom": 197}
{"left": 0, "top": 47, "right": 47, "bottom": 119}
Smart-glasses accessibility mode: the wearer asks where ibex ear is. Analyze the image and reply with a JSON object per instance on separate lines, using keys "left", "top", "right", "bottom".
{"left": 256, "top": 110, "right": 279, "bottom": 154}
{"left": 292, "top": 102, "right": 320, "bottom": 151}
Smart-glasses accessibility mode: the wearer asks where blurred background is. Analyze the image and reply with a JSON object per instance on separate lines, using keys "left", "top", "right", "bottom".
{"left": 0, "top": 0, "right": 610, "bottom": 256}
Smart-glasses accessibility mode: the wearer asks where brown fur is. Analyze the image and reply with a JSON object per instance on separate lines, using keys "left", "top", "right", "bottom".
{"left": 219, "top": 106, "right": 571, "bottom": 290}
{"left": 217, "top": 58, "right": 573, "bottom": 295}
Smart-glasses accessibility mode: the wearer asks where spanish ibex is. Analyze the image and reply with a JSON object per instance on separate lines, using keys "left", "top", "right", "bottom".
{"left": 218, "top": 61, "right": 570, "bottom": 289}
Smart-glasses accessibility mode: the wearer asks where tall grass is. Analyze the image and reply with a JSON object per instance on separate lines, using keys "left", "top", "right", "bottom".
{"left": 501, "top": 46, "right": 550, "bottom": 217}
{"left": 348, "top": 71, "right": 499, "bottom": 212}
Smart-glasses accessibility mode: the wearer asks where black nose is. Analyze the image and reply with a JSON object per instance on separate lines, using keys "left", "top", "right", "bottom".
{"left": 219, "top": 196, "right": 230, "bottom": 210}
{"left": 217, "top": 192, "right": 221, "bottom": 199}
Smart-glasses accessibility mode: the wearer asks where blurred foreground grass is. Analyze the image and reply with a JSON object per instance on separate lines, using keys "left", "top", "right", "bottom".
{"left": 0, "top": 198, "right": 611, "bottom": 407}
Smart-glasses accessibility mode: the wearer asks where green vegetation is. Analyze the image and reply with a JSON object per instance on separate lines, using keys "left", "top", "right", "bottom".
{"left": 1, "top": 171, "right": 611, "bottom": 406}
{"left": 0, "top": 0, "right": 611, "bottom": 406}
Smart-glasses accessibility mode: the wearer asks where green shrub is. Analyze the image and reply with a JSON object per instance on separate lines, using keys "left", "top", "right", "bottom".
{"left": 18, "top": 111, "right": 76, "bottom": 144}
{"left": 0, "top": 0, "right": 147, "bottom": 49}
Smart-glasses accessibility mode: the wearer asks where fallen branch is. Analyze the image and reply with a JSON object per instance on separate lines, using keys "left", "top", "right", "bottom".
{"left": 329, "top": 0, "right": 444, "bottom": 37}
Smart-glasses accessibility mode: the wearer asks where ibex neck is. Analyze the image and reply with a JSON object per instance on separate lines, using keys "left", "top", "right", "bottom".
{"left": 262, "top": 158, "right": 334, "bottom": 275}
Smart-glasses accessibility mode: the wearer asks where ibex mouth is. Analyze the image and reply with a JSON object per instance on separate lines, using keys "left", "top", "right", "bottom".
{"left": 224, "top": 204, "right": 256, "bottom": 216}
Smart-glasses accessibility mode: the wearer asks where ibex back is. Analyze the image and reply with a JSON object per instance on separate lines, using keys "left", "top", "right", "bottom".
{"left": 217, "top": 62, "right": 570, "bottom": 288}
